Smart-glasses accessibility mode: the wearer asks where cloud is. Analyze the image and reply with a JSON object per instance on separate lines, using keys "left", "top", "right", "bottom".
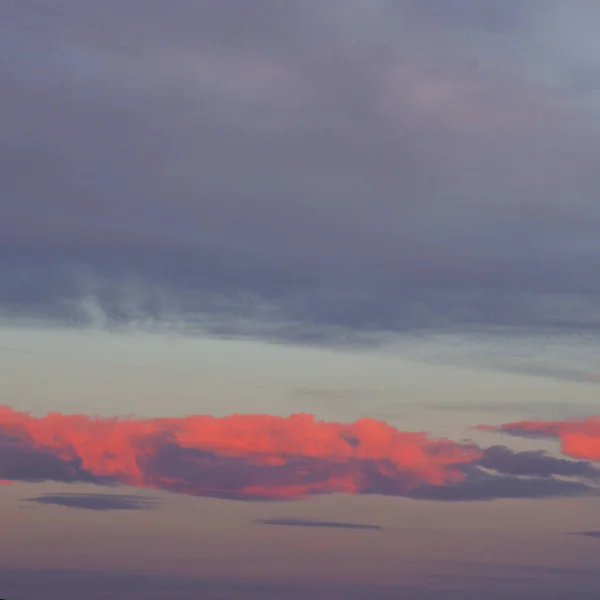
{"left": 409, "top": 445, "right": 600, "bottom": 501}
{"left": 479, "top": 445, "right": 600, "bottom": 479}
{"left": 24, "top": 492, "right": 161, "bottom": 511}
{"left": 484, "top": 364, "right": 600, "bottom": 385}
{"left": 1, "top": 1, "right": 600, "bottom": 346}
{"left": 0, "top": 436, "right": 114, "bottom": 485}
{"left": 408, "top": 470, "right": 595, "bottom": 502}
{"left": 0, "top": 405, "right": 481, "bottom": 500}
{"left": 570, "top": 531, "right": 600, "bottom": 539}
{"left": 481, "top": 416, "right": 600, "bottom": 461}
{"left": 2, "top": 405, "right": 600, "bottom": 502}
{"left": 257, "top": 518, "right": 382, "bottom": 530}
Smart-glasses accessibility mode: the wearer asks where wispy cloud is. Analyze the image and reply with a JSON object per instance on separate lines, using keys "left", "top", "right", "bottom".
{"left": 409, "top": 471, "right": 595, "bottom": 502}
{"left": 408, "top": 444, "right": 600, "bottom": 501}
{"left": 25, "top": 492, "right": 161, "bottom": 511}
{"left": 257, "top": 518, "right": 382, "bottom": 530}
{"left": 479, "top": 445, "right": 600, "bottom": 479}
{"left": 568, "top": 531, "right": 600, "bottom": 539}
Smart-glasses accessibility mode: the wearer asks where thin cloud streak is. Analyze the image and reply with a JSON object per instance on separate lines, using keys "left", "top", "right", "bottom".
{"left": 24, "top": 492, "right": 161, "bottom": 511}
{"left": 258, "top": 518, "right": 382, "bottom": 530}
{"left": 408, "top": 471, "right": 594, "bottom": 502}
{"left": 570, "top": 531, "right": 600, "bottom": 539}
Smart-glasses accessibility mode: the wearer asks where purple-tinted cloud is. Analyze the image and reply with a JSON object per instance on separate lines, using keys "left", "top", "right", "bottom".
{"left": 258, "top": 518, "right": 382, "bottom": 530}
{"left": 479, "top": 446, "right": 600, "bottom": 479}
{"left": 408, "top": 470, "right": 595, "bottom": 502}
{"left": 3, "top": 563, "right": 600, "bottom": 600}
{"left": 0, "top": 436, "right": 114, "bottom": 485}
{"left": 24, "top": 492, "right": 161, "bottom": 511}
{"left": 2, "top": 405, "right": 599, "bottom": 502}
{"left": 1, "top": 1, "right": 600, "bottom": 344}
{"left": 570, "top": 531, "right": 600, "bottom": 539}
{"left": 409, "top": 445, "right": 600, "bottom": 501}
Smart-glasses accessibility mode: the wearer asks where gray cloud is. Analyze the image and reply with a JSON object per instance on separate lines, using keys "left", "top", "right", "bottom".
{"left": 257, "top": 518, "right": 382, "bottom": 530}
{"left": 24, "top": 492, "right": 161, "bottom": 511}
{"left": 3, "top": 415, "right": 600, "bottom": 503}
{"left": 0, "top": 438, "right": 114, "bottom": 485}
{"left": 479, "top": 446, "right": 600, "bottom": 479}
{"left": 409, "top": 470, "right": 595, "bottom": 502}
{"left": 570, "top": 531, "right": 600, "bottom": 539}
{"left": 487, "top": 364, "right": 600, "bottom": 384}
{"left": 409, "top": 445, "right": 600, "bottom": 501}
{"left": 2, "top": 1, "right": 600, "bottom": 345}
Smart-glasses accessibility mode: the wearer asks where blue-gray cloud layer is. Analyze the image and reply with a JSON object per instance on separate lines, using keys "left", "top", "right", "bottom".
{"left": 2, "top": 0, "right": 600, "bottom": 344}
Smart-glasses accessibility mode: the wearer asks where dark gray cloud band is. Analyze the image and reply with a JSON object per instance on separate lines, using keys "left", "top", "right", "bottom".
{"left": 1, "top": 1, "right": 600, "bottom": 344}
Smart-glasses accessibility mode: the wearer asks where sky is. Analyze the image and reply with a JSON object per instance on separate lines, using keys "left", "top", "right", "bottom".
{"left": 1, "top": 1, "right": 600, "bottom": 598}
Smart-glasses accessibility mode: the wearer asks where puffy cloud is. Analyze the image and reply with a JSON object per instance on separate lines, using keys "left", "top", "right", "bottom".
{"left": 2, "top": 405, "right": 600, "bottom": 502}
{"left": 0, "top": 405, "right": 480, "bottom": 500}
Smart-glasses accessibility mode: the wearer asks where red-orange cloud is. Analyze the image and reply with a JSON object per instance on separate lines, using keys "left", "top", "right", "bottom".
{"left": 0, "top": 406, "right": 481, "bottom": 499}
{"left": 481, "top": 416, "right": 600, "bottom": 462}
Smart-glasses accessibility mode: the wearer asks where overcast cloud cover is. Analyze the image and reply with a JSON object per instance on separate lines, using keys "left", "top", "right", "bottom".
{"left": 2, "top": 0, "right": 600, "bottom": 349}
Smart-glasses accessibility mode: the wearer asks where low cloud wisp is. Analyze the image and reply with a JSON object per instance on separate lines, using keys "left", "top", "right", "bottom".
{"left": 570, "top": 531, "right": 600, "bottom": 539}
{"left": 25, "top": 492, "right": 161, "bottom": 511}
{"left": 258, "top": 518, "right": 382, "bottom": 530}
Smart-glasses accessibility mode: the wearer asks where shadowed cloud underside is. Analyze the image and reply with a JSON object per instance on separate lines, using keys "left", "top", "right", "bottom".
{"left": 0, "top": 406, "right": 480, "bottom": 500}
{"left": 1, "top": 406, "right": 599, "bottom": 503}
